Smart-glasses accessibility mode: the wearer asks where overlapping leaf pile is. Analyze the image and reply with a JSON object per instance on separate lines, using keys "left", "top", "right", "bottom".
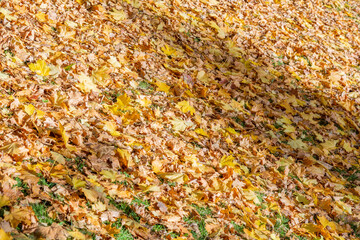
{"left": 0, "top": 0, "right": 359, "bottom": 239}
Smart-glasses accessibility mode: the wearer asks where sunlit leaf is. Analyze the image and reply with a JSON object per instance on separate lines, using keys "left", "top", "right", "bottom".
{"left": 176, "top": 101, "right": 195, "bottom": 115}
{"left": 29, "top": 60, "right": 50, "bottom": 77}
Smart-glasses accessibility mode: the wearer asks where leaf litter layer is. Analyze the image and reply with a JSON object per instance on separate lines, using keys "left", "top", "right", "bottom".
{"left": 0, "top": 0, "right": 360, "bottom": 239}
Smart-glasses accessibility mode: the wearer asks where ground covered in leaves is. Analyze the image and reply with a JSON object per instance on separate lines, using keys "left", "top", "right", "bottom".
{"left": 0, "top": 0, "right": 360, "bottom": 239}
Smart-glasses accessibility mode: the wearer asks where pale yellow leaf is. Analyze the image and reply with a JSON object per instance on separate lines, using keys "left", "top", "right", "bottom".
{"left": 109, "top": 8, "right": 128, "bottom": 21}
{"left": 100, "top": 170, "right": 117, "bottom": 182}
{"left": 72, "top": 178, "right": 86, "bottom": 189}
{"left": 103, "top": 121, "right": 121, "bottom": 137}
{"left": 50, "top": 151, "right": 66, "bottom": 164}
{"left": 288, "top": 139, "right": 308, "bottom": 150}
{"left": 0, "top": 8, "right": 17, "bottom": 21}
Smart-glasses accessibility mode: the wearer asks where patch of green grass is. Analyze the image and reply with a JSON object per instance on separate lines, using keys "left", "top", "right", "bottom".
{"left": 0, "top": 206, "right": 10, "bottom": 218}
{"left": 168, "top": 232, "right": 180, "bottom": 238}
{"left": 138, "top": 81, "right": 152, "bottom": 90}
{"left": 274, "top": 214, "right": 290, "bottom": 238}
{"left": 115, "top": 226, "right": 134, "bottom": 240}
{"left": 37, "top": 174, "right": 56, "bottom": 188}
{"left": 30, "top": 202, "right": 54, "bottom": 226}
{"left": 64, "top": 63, "right": 74, "bottom": 71}
{"left": 107, "top": 196, "right": 140, "bottom": 222}
{"left": 231, "top": 221, "right": 245, "bottom": 235}
{"left": 13, "top": 177, "right": 30, "bottom": 196}
{"left": 255, "top": 192, "right": 265, "bottom": 204}
{"left": 74, "top": 157, "right": 85, "bottom": 173}
{"left": 152, "top": 224, "right": 166, "bottom": 232}
{"left": 79, "top": 228, "right": 96, "bottom": 240}
{"left": 191, "top": 204, "right": 212, "bottom": 218}
{"left": 291, "top": 234, "right": 308, "bottom": 240}
{"left": 111, "top": 218, "right": 123, "bottom": 229}
{"left": 131, "top": 197, "right": 150, "bottom": 208}
{"left": 184, "top": 205, "right": 210, "bottom": 240}
{"left": 190, "top": 219, "right": 208, "bottom": 240}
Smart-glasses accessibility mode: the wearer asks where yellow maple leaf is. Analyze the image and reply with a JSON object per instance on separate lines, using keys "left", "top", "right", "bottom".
{"left": 116, "top": 94, "right": 131, "bottom": 109}
{"left": 342, "top": 141, "right": 353, "bottom": 152}
{"left": 219, "top": 155, "right": 241, "bottom": 173}
{"left": 155, "top": 81, "right": 170, "bottom": 93}
{"left": 100, "top": 170, "right": 117, "bottom": 182}
{"left": 35, "top": 12, "right": 47, "bottom": 22}
{"left": 283, "top": 125, "right": 296, "bottom": 133}
{"left": 103, "top": 121, "right": 121, "bottom": 137}
{"left": 109, "top": 8, "right": 128, "bottom": 21}
{"left": 0, "top": 228, "right": 11, "bottom": 240}
{"left": 24, "top": 104, "right": 36, "bottom": 115}
{"left": 5, "top": 208, "right": 32, "bottom": 228}
{"left": 29, "top": 59, "right": 50, "bottom": 76}
{"left": 0, "top": 8, "right": 17, "bottom": 21}
{"left": 92, "top": 66, "right": 110, "bottom": 86}
{"left": 320, "top": 140, "right": 338, "bottom": 151}
{"left": 72, "top": 178, "right": 86, "bottom": 189}
{"left": 195, "top": 128, "right": 209, "bottom": 137}
{"left": 176, "top": 101, "right": 195, "bottom": 115}
{"left": 50, "top": 151, "right": 66, "bottom": 165}
{"left": 76, "top": 74, "right": 99, "bottom": 93}
{"left": 59, "top": 123, "right": 77, "bottom": 152}
{"left": 225, "top": 127, "right": 239, "bottom": 135}
{"left": 161, "top": 44, "right": 178, "bottom": 57}
{"left": 116, "top": 148, "right": 133, "bottom": 167}
{"left": 68, "top": 230, "right": 86, "bottom": 240}
{"left": 0, "top": 143, "right": 21, "bottom": 155}
{"left": 137, "top": 97, "right": 151, "bottom": 107}
{"left": 170, "top": 118, "right": 194, "bottom": 132}
{"left": 82, "top": 188, "right": 98, "bottom": 203}
{"left": 122, "top": 111, "right": 140, "bottom": 125}
{"left": 288, "top": 139, "right": 308, "bottom": 150}
{"left": 0, "top": 195, "right": 10, "bottom": 208}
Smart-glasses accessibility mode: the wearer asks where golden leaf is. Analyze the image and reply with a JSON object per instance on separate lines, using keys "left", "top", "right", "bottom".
{"left": 50, "top": 151, "right": 66, "bottom": 165}
{"left": 139, "top": 185, "right": 161, "bottom": 193}
{"left": 109, "top": 8, "right": 128, "bottom": 21}
{"left": 5, "top": 208, "right": 32, "bottom": 228}
{"left": 100, "top": 170, "right": 117, "bottom": 182}
{"left": 320, "top": 140, "right": 338, "bottom": 151}
{"left": 288, "top": 139, "right": 308, "bottom": 150}
{"left": 170, "top": 118, "right": 194, "bottom": 132}
{"left": 155, "top": 81, "right": 170, "bottom": 93}
{"left": 0, "top": 228, "right": 11, "bottom": 240}
{"left": 68, "top": 231, "right": 86, "bottom": 240}
{"left": 29, "top": 59, "right": 50, "bottom": 77}
{"left": 82, "top": 188, "right": 98, "bottom": 203}
{"left": 72, "top": 178, "right": 86, "bottom": 189}
{"left": 176, "top": 101, "right": 195, "bottom": 115}
{"left": 161, "top": 45, "right": 178, "bottom": 57}
{"left": 0, "top": 8, "right": 17, "bottom": 21}
{"left": 24, "top": 104, "right": 36, "bottom": 115}
{"left": 35, "top": 12, "right": 47, "bottom": 22}
{"left": 0, "top": 195, "right": 10, "bottom": 208}
{"left": 103, "top": 121, "right": 121, "bottom": 137}
{"left": 195, "top": 128, "right": 209, "bottom": 137}
{"left": 0, "top": 143, "right": 21, "bottom": 155}
{"left": 92, "top": 66, "right": 110, "bottom": 86}
{"left": 76, "top": 74, "right": 99, "bottom": 93}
